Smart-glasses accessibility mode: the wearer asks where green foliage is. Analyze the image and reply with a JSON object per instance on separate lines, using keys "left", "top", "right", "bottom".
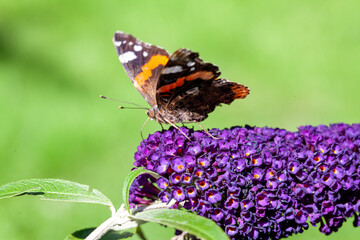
{"left": 122, "top": 168, "right": 161, "bottom": 213}
{"left": 133, "top": 209, "right": 229, "bottom": 240}
{"left": 0, "top": 179, "right": 113, "bottom": 209}
{"left": 65, "top": 228, "right": 135, "bottom": 240}
{"left": 0, "top": 173, "right": 228, "bottom": 240}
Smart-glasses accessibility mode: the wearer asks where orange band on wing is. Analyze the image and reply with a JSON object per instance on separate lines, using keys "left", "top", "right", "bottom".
{"left": 134, "top": 55, "right": 169, "bottom": 88}
{"left": 231, "top": 85, "right": 250, "bottom": 99}
{"left": 185, "top": 71, "right": 214, "bottom": 81}
{"left": 158, "top": 71, "right": 214, "bottom": 93}
{"left": 158, "top": 77, "right": 186, "bottom": 93}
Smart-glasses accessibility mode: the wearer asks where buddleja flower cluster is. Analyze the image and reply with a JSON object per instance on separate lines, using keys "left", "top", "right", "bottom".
{"left": 130, "top": 123, "right": 360, "bottom": 239}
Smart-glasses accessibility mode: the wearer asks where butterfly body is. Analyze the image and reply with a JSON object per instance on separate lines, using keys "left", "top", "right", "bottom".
{"left": 146, "top": 104, "right": 206, "bottom": 124}
{"left": 113, "top": 31, "right": 250, "bottom": 125}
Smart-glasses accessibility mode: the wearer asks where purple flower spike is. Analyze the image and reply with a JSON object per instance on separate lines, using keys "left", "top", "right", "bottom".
{"left": 130, "top": 124, "right": 360, "bottom": 239}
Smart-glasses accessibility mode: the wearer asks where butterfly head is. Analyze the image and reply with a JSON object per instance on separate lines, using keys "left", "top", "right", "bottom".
{"left": 146, "top": 108, "right": 155, "bottom": 120}
{"left": 146, "top": 106, "right": 168, "bottom": 123}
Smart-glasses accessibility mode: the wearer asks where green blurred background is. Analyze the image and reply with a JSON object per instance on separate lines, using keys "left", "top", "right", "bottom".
{"left": 1, "top": 0, "right": 359, "bottom": 239}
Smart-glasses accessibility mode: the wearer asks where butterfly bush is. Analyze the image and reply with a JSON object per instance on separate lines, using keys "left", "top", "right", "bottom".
{"left": 129, "top": 123, "right": 360, "bottom": 240}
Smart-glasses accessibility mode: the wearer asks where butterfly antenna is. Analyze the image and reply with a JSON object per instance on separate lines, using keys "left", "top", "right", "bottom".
{"left": 118, "top": 106, "right": 148, "bottom": 110}
{"left": 100, "top": 95, "right": 149, "bottom": 109}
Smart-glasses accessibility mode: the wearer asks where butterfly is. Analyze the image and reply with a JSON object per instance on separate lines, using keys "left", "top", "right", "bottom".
{"left": 112, "top": 31, "right": 250, "bottom": 138}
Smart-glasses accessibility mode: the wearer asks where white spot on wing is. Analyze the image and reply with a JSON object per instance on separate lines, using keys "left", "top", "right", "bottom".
{"left": 190, "top": 67, "right": 195, "bottom": 71}
{"left": 134, "top": 45, "right": 142, "bottom": 52}
{"left": 187, "top": 62, "right": 195, "bottom": 67}
{"left": 122, "top": 40, "right": 127, "bottom": 44}
{"left": 143, "top": 51, "right": 148, "bottom": 57}
{"left": 119, "top": 51, "right": 137, "bottom": 63}
{"left": 129, "top": 41, "right": 133, "bottom": 45}
{"left": 163, "top": 66, "right": 183, "bottom": 74}
{"left": 114, "top": 40, "right": 122, "bottom": 47}
{"left": 186, "top": 87, "right": 199, "bottom": 95}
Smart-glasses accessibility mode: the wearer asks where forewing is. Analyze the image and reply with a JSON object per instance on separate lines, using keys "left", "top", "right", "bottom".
{"left": 167, "top": 78, "right": 250, "bottom": 121}
{"left": 156, "top": 48, "right": 220, "bottom": 107}
{"left": 113, "top": 31, "right": 170, "bottom": 106}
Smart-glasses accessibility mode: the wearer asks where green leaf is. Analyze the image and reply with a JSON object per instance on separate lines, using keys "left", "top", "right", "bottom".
{"left": 122, "top": 168, "right": 161, "bottom": 212}
{"left": 65, "top": 228, "right": 135, "bottom": 240}
{"left": 132, "top": 209, "right": 229, "bottom": 240}
{"left": 0, "top": 179, "right": 114, "bottom": 209}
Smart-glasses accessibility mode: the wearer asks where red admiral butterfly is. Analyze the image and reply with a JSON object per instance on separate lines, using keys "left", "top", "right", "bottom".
{"left": 113, "top": 31, "right": 250, "bottom": 136}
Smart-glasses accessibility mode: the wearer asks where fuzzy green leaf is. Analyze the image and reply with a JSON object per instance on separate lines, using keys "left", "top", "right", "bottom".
{"left": 132, "top": 209, "right": 229, "bottom": 240}
{"left": 0, "top": 179, "right": 114, "bottom": 209}
{"left": 122, "top": 168, "right": 161, "bottom": 212}
{"left": 65, "top": 228, "right": 135, "bottom": 240}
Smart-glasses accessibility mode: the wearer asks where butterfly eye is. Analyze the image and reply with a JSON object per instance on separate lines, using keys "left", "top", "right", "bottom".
{"left": 146, "top": 109, "right": 155, "bottom": 119}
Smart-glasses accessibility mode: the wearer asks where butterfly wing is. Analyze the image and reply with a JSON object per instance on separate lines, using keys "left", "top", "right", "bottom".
{"left": 156, "top": 48, "right": 249, "bottom": 122}
{"left": 156, "top": 48, "right": 220, "bottom": 107}
{"left": 113, "top": 31, "right": 170, "bottom": 107}
{"left": 167, "top": 78, "right": 250, "bottom": 122}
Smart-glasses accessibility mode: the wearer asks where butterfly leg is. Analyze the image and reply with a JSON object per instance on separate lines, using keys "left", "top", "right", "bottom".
{"left": 196, "top": 122, "right": 220, "bottom": 139}
{"left": 164, "top": 118, "right": 191, "bottom": 141}
{"left": 140, "top": 117, "right": 151, "bottom": 140}
{"left": 159, "top": 122, "right": 165, "bottom": 131}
